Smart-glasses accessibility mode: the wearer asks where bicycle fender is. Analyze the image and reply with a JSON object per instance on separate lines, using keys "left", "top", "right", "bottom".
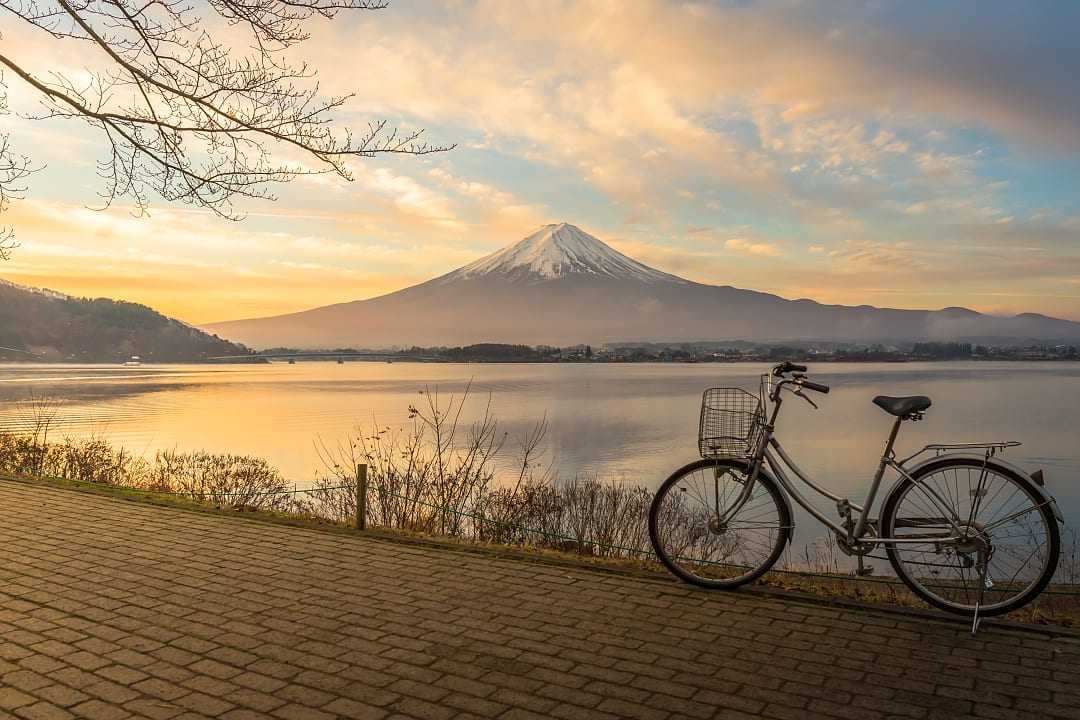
{"left": 900, "top": 452, "right": 1064, "bottom": 524}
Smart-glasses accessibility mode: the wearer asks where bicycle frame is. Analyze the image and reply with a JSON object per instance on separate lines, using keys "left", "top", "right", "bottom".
{"left": 724, "top": 385, "right": 970, "bottom": 547}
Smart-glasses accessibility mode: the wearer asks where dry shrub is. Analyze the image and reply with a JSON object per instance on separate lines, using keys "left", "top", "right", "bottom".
{"left": 52, "top": 437, "right": 147, "bottom": 485}
{"left": 310, "top": 384, "right": 658, "bottom": 558}
{"left": 0, "top": 394, "right": 61, "bottom": 477}
{"left": 0, "top": 432, "right": 145, "bottom": 486}
{"left": 1059, "top": 526, "right": 1080, "bottom": 584}
{"left": 0, "top": 395, "right": 292, "bottom": 511}
{"left": 0, "top": 430, "right": 293, "bottom": 511}
{"left": 143, "top": 450, "right": 292, "bottom": 511}
{"left": 312, "top": 385, "right": 512, "bottom": 534}
{"left": 0, "top": 431, "right": 43, "bottom": 476}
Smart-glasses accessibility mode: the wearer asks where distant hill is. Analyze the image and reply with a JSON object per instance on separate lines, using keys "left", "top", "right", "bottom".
{"left": 0, "top": 279, "right": 250, "bottom": 362}
{"left": 205, "top": 223, "right": 1080, "bottom": 349}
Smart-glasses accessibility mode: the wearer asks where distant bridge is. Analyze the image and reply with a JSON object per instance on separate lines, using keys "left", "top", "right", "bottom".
{"left": 207, "top": 350, "right": 444, "bottom": 363}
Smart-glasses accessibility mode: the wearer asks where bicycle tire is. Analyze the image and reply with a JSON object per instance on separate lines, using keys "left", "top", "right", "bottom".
{"left": 881, "top": 457, "right": 1060, "bottom": 617}
{"left": 648, "top": 458, "right": 791, "bottom": 589}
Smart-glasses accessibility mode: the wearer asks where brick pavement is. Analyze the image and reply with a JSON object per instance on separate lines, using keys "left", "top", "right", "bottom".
{"left": 0, "top": 478, "right": 1078, "bottom": 720}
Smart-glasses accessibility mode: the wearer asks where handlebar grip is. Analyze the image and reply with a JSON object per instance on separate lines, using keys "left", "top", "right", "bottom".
{"left": 773, "top": 361, "right": 808, "bottom": 375}
{"left": 800, "top": 380, "right": 830, "bottom": 394}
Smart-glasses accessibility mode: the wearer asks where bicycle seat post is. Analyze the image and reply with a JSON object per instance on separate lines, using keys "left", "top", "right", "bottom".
{"left": 852, "top": 415, "right": 903, "bottom": 539}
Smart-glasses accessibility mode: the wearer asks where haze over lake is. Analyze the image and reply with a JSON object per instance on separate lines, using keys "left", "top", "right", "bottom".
{"left": 1, "top": 361, "right": 1077, "bottom": 533}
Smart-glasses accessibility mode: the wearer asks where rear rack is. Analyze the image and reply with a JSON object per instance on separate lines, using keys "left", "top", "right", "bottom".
{"left": 898, "top": 441, "right": 1021, "bottom": 466}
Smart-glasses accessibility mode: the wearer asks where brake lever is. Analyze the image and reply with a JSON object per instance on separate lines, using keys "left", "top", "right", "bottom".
{"left": 793, "top": 387, "right": 818, "bottom": 410}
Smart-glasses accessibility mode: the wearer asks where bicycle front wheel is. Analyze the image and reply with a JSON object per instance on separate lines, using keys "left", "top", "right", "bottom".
{"left": 881, "top": 458, "right": 1060, "bottom": 617}
{"left": 648, "top": 458, "right": 791, "bottom": 589}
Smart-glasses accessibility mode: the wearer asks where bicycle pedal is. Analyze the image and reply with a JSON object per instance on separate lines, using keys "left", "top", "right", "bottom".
{"left": 856, "top": 565, "right": 875, "bottom": 577}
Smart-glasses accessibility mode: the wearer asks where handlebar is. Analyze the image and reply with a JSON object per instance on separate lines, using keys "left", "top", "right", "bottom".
{"left": 799, "top": 379, "right": 830, "bottom": 394}
{"left": 769, "top": 361, "right": 832, "bottom": 397}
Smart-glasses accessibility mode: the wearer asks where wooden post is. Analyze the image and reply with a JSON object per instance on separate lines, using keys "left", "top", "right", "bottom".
{"left": 356, "top": 464, "right": 368, "bottom": 531}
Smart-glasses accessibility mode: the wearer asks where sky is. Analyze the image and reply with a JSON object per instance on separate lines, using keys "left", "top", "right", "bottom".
{"left": 2, "top": 0, "right": 1080, "bottom": 325}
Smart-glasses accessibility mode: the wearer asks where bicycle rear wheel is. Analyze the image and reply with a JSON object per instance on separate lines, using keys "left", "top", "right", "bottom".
{"left": 648, "top": 458, "right": 791, "bottom": 589}
{"left": 881, "top": 458, "right": 1060, "bottom": 617}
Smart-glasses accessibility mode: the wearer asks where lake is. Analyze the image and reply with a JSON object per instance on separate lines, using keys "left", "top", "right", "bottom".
{"left": 1, "top": 361, "right": 1078, "bottom": 539}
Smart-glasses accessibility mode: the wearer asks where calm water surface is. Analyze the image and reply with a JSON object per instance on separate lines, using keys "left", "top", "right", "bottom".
{"left": 1, "top": 362, "right": 1078, "bottom": 533}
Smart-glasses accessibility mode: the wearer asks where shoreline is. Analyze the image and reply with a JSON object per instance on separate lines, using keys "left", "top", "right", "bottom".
{"left": 3, "top": 356, "right": 1080, "bottom": 366}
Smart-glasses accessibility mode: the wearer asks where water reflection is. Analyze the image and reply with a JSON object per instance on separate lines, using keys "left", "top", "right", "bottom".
{"left": 0, "top": 362, "right": 1076, "bottom": 532}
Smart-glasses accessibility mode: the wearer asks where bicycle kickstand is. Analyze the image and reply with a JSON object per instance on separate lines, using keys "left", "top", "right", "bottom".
{"left": 971, "top": 549, "right": 992, "bottom": 636}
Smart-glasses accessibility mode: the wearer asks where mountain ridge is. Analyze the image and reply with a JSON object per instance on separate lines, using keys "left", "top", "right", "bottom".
{"left": 203, "top": 223, "right": 1080, "bottom": 349}
{"left": 0, "top": 279, "right": 250, "bottom": 362}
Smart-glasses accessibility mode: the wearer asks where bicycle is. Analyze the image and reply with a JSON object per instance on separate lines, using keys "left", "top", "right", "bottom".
{"left": 648, "top": 361, "right": 1064, "bottom": 627}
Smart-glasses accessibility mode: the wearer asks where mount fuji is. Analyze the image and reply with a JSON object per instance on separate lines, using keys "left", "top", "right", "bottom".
{"left": 204, "top": 223, "right": 1080, "bottom": 348}
{"left": 446, "top": 222, "right": 682, "bottom": 284}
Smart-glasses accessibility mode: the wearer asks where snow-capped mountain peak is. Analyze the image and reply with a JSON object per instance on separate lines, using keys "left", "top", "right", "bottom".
{"left": 449, "top": 223, "right": 684, "bottom": 284}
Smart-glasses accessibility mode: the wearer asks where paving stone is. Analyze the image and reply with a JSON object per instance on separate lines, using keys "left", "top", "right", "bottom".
{"left": 12, "top": 701, "right": 74, "bottom": 720}
{"left": 320, "top": 697, "right": 388, "bottom": 720}
{"left": 0, "top": 478, "right": 1077, "bottom": 720}
{"left": 95, "top": 666, "right": 148, "bottom": 687}
{"left": 69, "top": 699, "right": 131, "bottom": 720}
{"left": 172, "top": 691, "right": 234, "bottom": 717}
{"left": 221, "top": 687, "right": 287, "bottom": 714}
{"left": 0, "top": 690, "right": 35, "bottom": 712}
{"left": 121, "top": 698, "right": 185, "bottom": 720}
{"left": 3, "top": 671, "right": 51, "bottom": 693}
{"left": 30, "top": 687, "right": 89, "bottom": 710}
{"left": 129, "top": 679, "right": 187, "bottom": 702}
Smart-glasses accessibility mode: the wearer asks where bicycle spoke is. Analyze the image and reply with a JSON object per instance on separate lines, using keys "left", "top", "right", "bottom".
{"left": 652, "top": 462, "right": 787, "bottom": 586}
{"left": 887, "top": 462, "right": 1055, "bottom": 615}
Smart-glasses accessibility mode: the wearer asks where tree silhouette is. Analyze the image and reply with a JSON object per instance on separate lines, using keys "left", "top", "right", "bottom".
{"left": 0, "top": 133, "right": 33, "bottom": 259}
{"left": 0, "top": 0, "right": 450, "bottom": 253}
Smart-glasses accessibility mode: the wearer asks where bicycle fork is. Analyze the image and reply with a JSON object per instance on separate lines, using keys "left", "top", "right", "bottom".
{"left": 714, "top": 447, "right": 768, "bottom": 528}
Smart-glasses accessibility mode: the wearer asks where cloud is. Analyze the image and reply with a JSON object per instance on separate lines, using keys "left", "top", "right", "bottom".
{"left": 357, "top": 167, "right": 463, "bottom": 230}
{"left": 4, "top": 1, "right": 1079, "bottom": 323}
{"left": 255, "top": 0, "right": 1078, "bottom": 296}
{"left": 426, "top": 167, "right": 548, "bottom": 231}
{"left": 725, "top": 238, "right": 781, "bottom": 257}
{"left": 827, "top": 240, "right": 928, "bottom": 273}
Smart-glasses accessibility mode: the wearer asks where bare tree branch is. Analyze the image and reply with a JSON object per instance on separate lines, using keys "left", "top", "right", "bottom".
{"left": 0, "top": 110, "right": 40, "bottom": 258}
{"left": 0, "top": 0, "right": 451, "bottom": 248}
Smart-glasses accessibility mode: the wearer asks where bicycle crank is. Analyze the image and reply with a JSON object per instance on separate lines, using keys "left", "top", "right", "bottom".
{"left": 835, "top": 531, "right": 875, "bottom": 557}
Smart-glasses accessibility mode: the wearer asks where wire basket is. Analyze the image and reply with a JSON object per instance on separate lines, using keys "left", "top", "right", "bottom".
{"left": 698, "top": 383, "right": 766, "bottom": 459}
